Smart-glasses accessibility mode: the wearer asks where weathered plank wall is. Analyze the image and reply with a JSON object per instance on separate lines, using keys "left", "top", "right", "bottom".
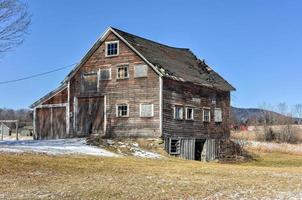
{"left": 35, "top": 107, "right": 66, "bottom": 139}
{"left": 69, "top": 32, "right": 160, "bottom": 138}
{"left": 43, "top": 88, "right": 67, "bottom": 105}
{"left": 163, "top": 78, "right": 231, "bottom": 139}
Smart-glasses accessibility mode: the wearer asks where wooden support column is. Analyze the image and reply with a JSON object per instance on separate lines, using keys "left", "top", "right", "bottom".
{"left": 1, "top": 123, "right": 3, "bottom": 141}
{"left": 16, "top": 122, "right": 19, "bottom": 141}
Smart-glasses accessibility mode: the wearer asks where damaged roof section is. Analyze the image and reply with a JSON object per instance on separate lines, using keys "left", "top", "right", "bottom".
{"left": 112, "top": 27, "right": 235, "bottom": 92}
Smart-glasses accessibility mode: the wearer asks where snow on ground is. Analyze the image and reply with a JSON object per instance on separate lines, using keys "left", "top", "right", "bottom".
{"left": 131, "top": 147, "right": 162, "bottom": 159}
{"left": 0, "top": 138, "right": 119, "bottom": 157}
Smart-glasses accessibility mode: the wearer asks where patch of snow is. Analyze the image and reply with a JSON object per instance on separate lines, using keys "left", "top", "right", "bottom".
{"left": 130, "top": 147, "right": 162, "bottom": 159}
{"left": 0, "top": 138, "right": 119, "bottom": 157}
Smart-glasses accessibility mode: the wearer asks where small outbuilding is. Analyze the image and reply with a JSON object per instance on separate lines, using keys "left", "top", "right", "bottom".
{"left": 0, "top": 123, "right": 10, "bottom": 137}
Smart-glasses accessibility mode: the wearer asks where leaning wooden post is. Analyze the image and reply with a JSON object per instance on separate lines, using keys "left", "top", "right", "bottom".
{"left": 16, "top": 122, "right": 19, "bottom": 141}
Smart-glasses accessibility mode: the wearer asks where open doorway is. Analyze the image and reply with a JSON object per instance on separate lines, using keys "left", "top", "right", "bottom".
{"left": 195, "top": 139, "right": 206, "bottom": 161}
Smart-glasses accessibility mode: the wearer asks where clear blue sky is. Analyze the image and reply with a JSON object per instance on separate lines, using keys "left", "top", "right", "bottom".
{"left": 0, "top": 0, "right": 302, "bottom": 109}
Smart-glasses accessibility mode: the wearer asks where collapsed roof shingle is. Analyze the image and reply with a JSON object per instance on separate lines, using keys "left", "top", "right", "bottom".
{"left": 112, "top": 27, "right": 235, "bottom": 91}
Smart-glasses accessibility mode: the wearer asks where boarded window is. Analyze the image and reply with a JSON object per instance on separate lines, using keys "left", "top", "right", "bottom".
{"left": 82, "top": 72, "right": 97, "bottom": 92}
{"left": 116, "top": 104, "right": 129, "bottom": 117}
{"left": 134, "top": 64, "right": 148, "bottom": 78}
{"left": 215, "top": 108, "right": 222, "bottom": 122}
{"left": 174, "top": 106, "right": 183, "bottom": 120}
{"left": 170, "top": 139, "right": 180, "bottom": 155}
{"left": 140, "top": 104, "right": 153, "bottom": 117}
{"left": 100, "top": 69, "right": 111, "bottom": 80}
{"left": 106, "top": 41, "right": 119, "bottom": 56}
{"left": 117, "top": 65, "right": 129, "bottom": 79}
{"left": 203, "top": 108, "right": 211, "bottom": 122}
{"left": 186, "top": 107, "right": 194, "bottom": 120}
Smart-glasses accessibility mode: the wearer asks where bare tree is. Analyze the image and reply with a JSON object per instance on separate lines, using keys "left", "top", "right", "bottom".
{"left": 293, "top": 104, "right": 302, "bottom": 124}
{"left": 0, "top": 0, "right": 31, "bottom": 53}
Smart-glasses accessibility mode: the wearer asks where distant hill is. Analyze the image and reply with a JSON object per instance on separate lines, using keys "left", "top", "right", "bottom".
{"left": 231, "top": 107, "right": 300, "bottom": 125}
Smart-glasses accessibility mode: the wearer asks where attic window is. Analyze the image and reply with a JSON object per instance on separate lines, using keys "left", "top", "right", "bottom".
{"left": 105, "top": 41, "right": 119, "bottom": 57}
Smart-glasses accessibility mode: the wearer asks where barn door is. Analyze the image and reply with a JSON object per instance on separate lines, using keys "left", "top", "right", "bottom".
{"left": 76, "top": 97, "right": 104, "bottom": 135}
{"left": 35, "top": 106, "right": 66, "bottom": 140}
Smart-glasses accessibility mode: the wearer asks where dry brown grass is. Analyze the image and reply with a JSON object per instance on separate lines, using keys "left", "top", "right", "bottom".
{"left": 0, "top": 152, "right": 301, "bottom": 199}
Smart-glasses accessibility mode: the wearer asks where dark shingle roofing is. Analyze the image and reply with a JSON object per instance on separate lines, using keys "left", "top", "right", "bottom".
{"left": 112, "top": 27, "right": 235, "bottom": 91}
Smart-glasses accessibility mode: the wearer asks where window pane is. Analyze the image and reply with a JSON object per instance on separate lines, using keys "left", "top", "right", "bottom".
{"left": 174, "top": 106, "right": 183, "bottom": 119}
{"left": 100, "top": 69, "right": 110, "bottom": 80}
{"left": 117, "top": 66, "right": 128, "bottom": 79}
{"left": 117, "top": 104, "right": 128, "bottom": 117}
{"left": 107, "top": 42, "right": 118, "bottom": 56}
{"left": 186, "top": 108, "right": 193, "bottom": 120}
{"left": 170, "top": 139, "right": 180, "bottom": 154}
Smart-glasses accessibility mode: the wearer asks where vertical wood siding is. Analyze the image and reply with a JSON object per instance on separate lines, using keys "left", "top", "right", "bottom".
{"left": 69, "top": 32, "right": 160, "bottom": 138}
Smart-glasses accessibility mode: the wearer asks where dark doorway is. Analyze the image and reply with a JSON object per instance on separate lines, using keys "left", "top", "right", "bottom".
{"left": 195, "top": 139, "right": 206, "bottom": 161}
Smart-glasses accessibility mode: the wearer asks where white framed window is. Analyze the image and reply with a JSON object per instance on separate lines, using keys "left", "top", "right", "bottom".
{"left": 105, "top": 41, "right": 119, "bottom": 57}
{"left": 185, "top": 107, "right": 194, "bottom": 120}
{"left": 116, "top": 65, "right": 129, "bottom": 79}
{"left": 169, "top": 138, "right": 181, "bottom": 155}
{"left": 140, "top": 104, "right": 154, "bottom": 117}
{"left": 203, "top": 107, "right": 211, "bottom": 122}
{"left": 174, "top": 105, "right": 183, "bottom": 120}
{"left": 99, "top": 68, "right": 111, "bottom": 80}
{"left": 134, "top": 64, "right": 148, "bottom": 78}
{"left": 215, "top": 108, "right": 222, "bottom": 122}
{"left": 116, "top": 104, "right": 129, "bottom": 117}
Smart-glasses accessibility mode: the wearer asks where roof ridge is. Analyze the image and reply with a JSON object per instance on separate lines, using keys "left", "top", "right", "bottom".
{"left": 111, "top": 27, "right": 190, "bottom": 51}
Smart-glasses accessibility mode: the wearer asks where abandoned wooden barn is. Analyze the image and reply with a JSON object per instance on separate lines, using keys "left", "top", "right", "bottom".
{"left": 31, "top": 27, "right": 235, "bottom": 161}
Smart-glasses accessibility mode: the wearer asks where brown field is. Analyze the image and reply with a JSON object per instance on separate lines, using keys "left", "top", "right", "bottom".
{"left": 0, "top": 151, "right": 302, "bottom": 199}
{"left": 231, "top": 125, "right": 302, "bottom": 141}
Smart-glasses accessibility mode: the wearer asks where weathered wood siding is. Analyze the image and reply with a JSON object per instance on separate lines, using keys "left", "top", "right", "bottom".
{"left": 35, "top": 106, "right": 66, "bottom": 139}
{"left": 68, "top": 32, "right": 160, "bottom": 137}
{"left": 163, "top": 78, "right": 231, "bottom": 139}
{"left": 42, "top": 88, "right": 67, "bottom": 105}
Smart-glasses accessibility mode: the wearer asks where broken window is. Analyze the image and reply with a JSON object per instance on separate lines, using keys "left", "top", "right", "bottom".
{"left": 106, "top": 41, "right": 119, "bottom": 56}
{"left": 82, "top": 72, "right": 97, "bottom": 92}
{"left": 100, "top": 68, "right": 111, "bottom": 80}
{"left": 140, "top": 104, "right": 153, "bottom": 117}
{"left": 116, "top": 104, "right": 129, "bottom": 117}
{"left": 203, "top": 108, "right": 211, "bottom": 122}
{"left": 214, "top": 108, "right": 222, "bottom": 122}
{"left": 170, "top": 139, "right": 180, "bottom": 155}
{"left": 134, "top": 64, "right": 148, "bottom": 78}
{"left": 174, "top": 106, "right": 183, "bottom": 120}
{"left": 117, "top": 65, "right": 129, "bottom": 79}
{"left": 185, "top": 107, "right": 194, "bottom": 120}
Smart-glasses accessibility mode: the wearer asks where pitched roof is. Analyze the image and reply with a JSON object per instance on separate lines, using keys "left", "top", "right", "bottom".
{"left": 112, "top": 27, "right": 235, "bottom": 91}
{"left": 31, "top": 27, "right": 235, "bottom": 108}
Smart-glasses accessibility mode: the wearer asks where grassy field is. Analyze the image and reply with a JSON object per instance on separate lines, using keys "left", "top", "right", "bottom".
{"left": 0, "top": 151, "right": 301, "bottom": 199}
